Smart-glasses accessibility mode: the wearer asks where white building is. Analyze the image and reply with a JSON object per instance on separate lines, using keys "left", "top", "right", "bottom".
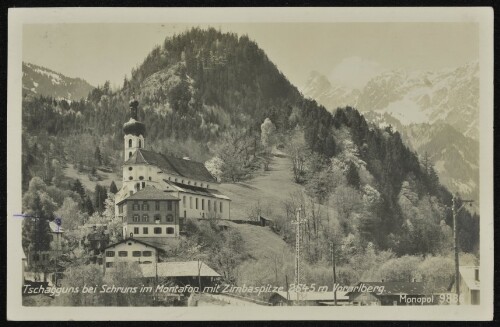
{"left": 115, "top": 99, "right": 231, "bottom": 230}
{"left": 103, "top": 238, "right": 161, "bottom": 272}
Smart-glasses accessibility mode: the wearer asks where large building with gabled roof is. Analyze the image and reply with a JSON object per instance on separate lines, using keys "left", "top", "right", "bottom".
{"left": 115, "top": 99, "right": 231, "bottom": 238}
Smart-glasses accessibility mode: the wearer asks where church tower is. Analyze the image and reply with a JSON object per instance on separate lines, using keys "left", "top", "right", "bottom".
{"left": 123, "top": 99, "right": 146, "bottom": 160}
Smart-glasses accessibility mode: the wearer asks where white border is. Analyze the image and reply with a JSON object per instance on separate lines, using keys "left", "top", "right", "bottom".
{"left": 7, "top": 7, "right": 494, "bottom": 321}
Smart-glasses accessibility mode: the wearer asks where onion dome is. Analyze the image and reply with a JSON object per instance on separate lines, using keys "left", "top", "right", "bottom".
{"left": 123, "top": 98, "right": 145, "bottom": 136}
{"left": 123, "top": 118, "right": 146, "bottom": 136}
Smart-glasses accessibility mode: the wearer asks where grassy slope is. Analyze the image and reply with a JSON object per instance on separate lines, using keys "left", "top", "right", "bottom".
{"left": 63, "top": 164, "right": 122, "bottom": 192}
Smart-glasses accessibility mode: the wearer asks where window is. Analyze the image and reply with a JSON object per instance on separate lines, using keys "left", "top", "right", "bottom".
{"left": 143, "top": 227, "right": 148, "bottom": 234}
{"left": 155, "top": 201, "right": 160, "bottom": 210}
{"left": 106, "top": 262, "right": 113, "bottom": 268}
{"left": 142, "top": 202, "right": 149, "bottom": 210}
{"left": 128, "top": 167, "right": 133, "bottom": 171}
{"left": 188, "top": 181, "right": 191, "bottom": 185}
{"left": 142, "top": 251, "right": 152, "bottom": 257}
{"left": 132, "top": 251, "right": 141, "bottom": 257}
{"left": 207, "top": 184, "right": 210, "bottom": 189}
{"left": 208, "top": 200, "right": 211, "bottom": 211}
{"left": 175, "top": 178, "right": 178, "bottom": 182}
{"left": 133, "top": 202, "right": 139, "bottom": 210}
{"left": 128, "top": 139, "right": 132, "bottom": 148}
{"left": 167, "top": 201, "right": 172, "bottom": 211}
{"left": 190, "top": 197, "right": 192, "bottom": 209}
{"left": 129, "top": 152, "right": 132, "bottom": 158}
{"left": 142, "top": 261, "right": 152, "bottom": 264}
{"left": 201, "top": 183, "right": 204, "bottom": 188}
{"left": 184, "top": 210, "right": 186, "bottom": 218}
{"left": 106, "top": 251, "right": 115, "bottom": 257}
{"left": 142, "top": 214, "right": 149, "bottom": 222}
{"left": 139, "top": 140, "right": 142, "bottom": 148}
{"left": 194, "top": 182, "right": 197, "bottom": 186}
{"left": 183, "top": 196, "right": 186, "bottom": 208}
{"left": 220, "top": 202, "right": 223, "bottom": 213}
{"left": 154, "top": 227, "right": 162, "bottom": 234}
{"left": 118, "top": 205, "right": 123, "bottom": 214}
{"left": 129, "top": 176, "right": 133, "bottom": 180}
{"left": 195, "top": 198, "right": 198, "bottom": 209}
{"left": 214, "top": 201, "right": 217, "bottom": 213}
{"left": 166, "top": 227, "right": 174, "bottom": 235}
{"left": 139, "top": 176, "right": 144, "bottom": 180}
{"left": 134, "top": 227, "right": 139, "bottom": 234}
{"left": 166, "top": 214, "right": 173, "bottom": 223}
{"left": 118, "top": 251, "right": 128, "bottom": 257}
{"left": 202, "top": 199, "right": 205, "bottom": 210}
{"left": 149, "top": 177, "right": 152, "bottom": 181}
{"left": 141, "top": 182, "right": 145, "bottom": 188}
{"left": 154, "top": 214, "right": 161, "bottom": 222}
{"left": 182, "top": 180, "right": 184, "bottom": 184}
{"left": 133, "top": 215, "right": 140, "bottom": 222}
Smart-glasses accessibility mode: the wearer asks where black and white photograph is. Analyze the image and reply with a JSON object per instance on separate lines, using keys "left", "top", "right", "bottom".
{"left": 6, "top": 7, "right": 494, "bottom": 321}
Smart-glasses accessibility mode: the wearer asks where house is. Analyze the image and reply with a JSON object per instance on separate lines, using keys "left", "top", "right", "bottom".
{"left": 27, "top": 220, "right": 64, "bottom": 268}
{"left": 259, "top": 215, "right": 273, "bottom": 227}
{"left": 449, "top": 266, "right": 480, "bottom": 305}
{"left": 102, "top": 238, "right": 162, "bottom": 272}
{"left": 268, "top": 291, "right": 350, "bottom": 306}
{"left": 116, "top": 186, "right": 181, "bottom": 239}
{"left": 139, "top": 261, "right": 221, "bottom": 290}
{"left": 115, "top": 99, "right": 231, "bottom": 232}
{"left": 346, "top": 281, "right": 428, "bottom": 306}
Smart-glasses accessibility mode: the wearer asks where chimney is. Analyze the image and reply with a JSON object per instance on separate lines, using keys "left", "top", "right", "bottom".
{"left": 475, "top": 267, "right": 479, "bottom": 282}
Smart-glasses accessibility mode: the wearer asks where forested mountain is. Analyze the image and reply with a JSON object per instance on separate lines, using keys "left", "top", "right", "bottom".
{"left": 22, "top": 28, "right": 479, "bottom": 261}
{"left": 22, "top": 62, "right": 95, "bottom": 101}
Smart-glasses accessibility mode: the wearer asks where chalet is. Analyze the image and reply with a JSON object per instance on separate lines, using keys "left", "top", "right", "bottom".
{"left": 346, "top": 281, "right": 427, "bottom": 306}
{"left": 449, "top": 266, "right": 480, "bottom": 305}
{"left": 268, "top": 291, "right": 350, "bottom": 306}
{"left": 102, "top": 238, "right": 162, "bottom": 272}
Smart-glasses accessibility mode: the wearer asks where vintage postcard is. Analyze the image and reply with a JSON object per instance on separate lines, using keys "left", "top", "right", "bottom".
{"left": 7, "top": 7, "right": 494, "bottom": 321}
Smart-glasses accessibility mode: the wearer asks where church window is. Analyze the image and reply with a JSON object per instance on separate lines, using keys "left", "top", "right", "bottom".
{"left": 195, "top": 198, "right": 198, "bottom": 209}
{"left": 129, "top": 139, "right": 132, "bottom": 148}
{"left": 183, "top": 196, "right": 186, "bottom": 208}
{"left": 166, "top": 214, "right": 173, "bottom": 222}
{"left": 128, "top": 167, "right": 133, "bottom": 171}
{"left": 154, "top": 227, "right": 162, "bottom": 234}
{"left": 139, "top": 176, "right": 144, "bottom": 180}
{"left": 166, "top": 227, "right": 174, "bottom": 235}
{"left": 155, "top": 201, "right": 160, "bottom": 210}
{"left": 129, "top": 152, "right": 132, "bottom": 159}
{"left": 214, "top": 201, "right": 217, "bottom": 213}
{"left": 139, "top": 140, "right": 142, "bottom": 148}
{"left": 167, "top": 201, "right": 172, "bottom": 211}
{"left": 141, "top": 182, "right": 145, "bottom": 188}
{"left": 190, "top": 197, "right": 193, "bottom": 209}
{"left": 149, "top": 177, "right": 151, "bottom": 181}
{"left": 220, "top": 202, "right": 223, "bottom": 213}
{"left": 142, "top": 202, "right": 149, "bottom": 211}
{"left": 202, "top": 199, "right": 205, "bottom": 210}
{"left": 129, "top": 176, "right": 133, "bottom": 180}
{"left": 208, "top": 200, "right": 211, "bottom": 211}
{"left": 133, "top": 215, "right": 139, "bottom": 222}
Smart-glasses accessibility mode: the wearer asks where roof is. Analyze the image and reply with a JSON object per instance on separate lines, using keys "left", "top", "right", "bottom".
{"left": 167, "top": 181, "right": 230, "bottom": 200}
{"left": 104, "top": 237, "right": 162, "bottom": 251}
{"left": 271, "top": 291, "right": 349, "bottom": 302}
{"left": 124, "top": 148, "right": 216, "bottom": 183}
{"left": 346, "top": 282, "right": 426, "bottom": 296}
{"left": 48, "top": 221, "right": 63, "bottom": 233}
{"left": 459, "top": 266, "right": 480, "bottom": 290}
{"left": 140, "top": 261, "right": 221, "bottom": 278}
{"left": 116, "top": 186, "right": 180, "bottom": 205}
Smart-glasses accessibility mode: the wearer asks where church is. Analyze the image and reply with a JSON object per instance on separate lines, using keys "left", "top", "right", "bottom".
{"left": 115, "top": 99, "right": 231, "bottom": 239}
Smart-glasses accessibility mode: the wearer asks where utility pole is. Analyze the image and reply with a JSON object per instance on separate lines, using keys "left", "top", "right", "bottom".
{"left": 452, "top": 196, "right": 474, "bottom": 305}
{"left": 331, "top": 242, "right": 337, "bottom": 306}
{"left": 291, "top": 206, "right": 306, "bottom": 303}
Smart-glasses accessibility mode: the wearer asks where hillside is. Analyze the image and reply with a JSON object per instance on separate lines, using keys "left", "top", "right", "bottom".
{"left": 22, "top": 62, "right": 95, "bottom": 101}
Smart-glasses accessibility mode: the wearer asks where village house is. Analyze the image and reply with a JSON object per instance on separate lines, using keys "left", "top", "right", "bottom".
{"left": 114, "top": 99, "right": 231, "bottom": 236}
{"left": 116, "top": 186, "right": 181, "bottom": 239}
{"left": 450, "top": 266, "right": 480, "bottom": 305}
{"left": 268, "top": 291, "right": 350, "bottom": 306}
{"left": 102, "top": 238, "right": 162, "bottom": 272}
{"left": 27, "top": 220, "right": 63, "bottom": 268}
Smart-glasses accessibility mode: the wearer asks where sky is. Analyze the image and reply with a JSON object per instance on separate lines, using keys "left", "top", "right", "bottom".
{"left": 23, "top": 23, "right": 479, "bottom": 90}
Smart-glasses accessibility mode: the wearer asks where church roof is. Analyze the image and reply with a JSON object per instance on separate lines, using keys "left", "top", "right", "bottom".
{"left": 124, "top": 149, "right": 217, "bottom": 183}
{"left": 116, "top": 186, "right": 180, "bottom": 205}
